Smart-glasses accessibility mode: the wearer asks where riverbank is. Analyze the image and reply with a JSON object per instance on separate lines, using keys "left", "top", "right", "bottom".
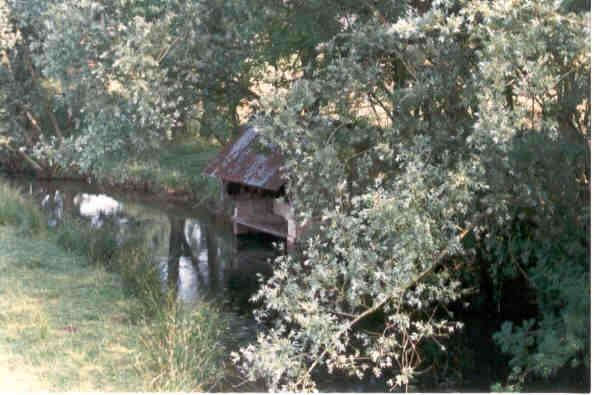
{"left": 1, "top": 140, "right": 226, "bottom": 214}
{"left": 0, "top": 182, "right": 229, "bottom": 391}
{"left": 92, "top": 141, "right": 223, "bottom": 209}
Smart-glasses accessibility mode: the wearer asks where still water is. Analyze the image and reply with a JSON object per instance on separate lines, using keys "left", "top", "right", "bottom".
{"left": 6, "top": 177, "right": 277, "bottom": 314}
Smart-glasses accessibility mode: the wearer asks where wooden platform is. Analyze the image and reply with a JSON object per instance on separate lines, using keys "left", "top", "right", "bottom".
{"left": 232, "top": 214, "right": 288, "bottom": 239}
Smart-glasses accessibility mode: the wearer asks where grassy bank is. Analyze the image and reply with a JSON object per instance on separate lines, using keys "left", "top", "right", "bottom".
{"left": 1, "top": 139, "right": 223, "bottom": 210}
{"left": 0, "top": 226, "right": 142, "bottom": 391}
{"left": 93, "top": 141, "right": 222, "bottom": 205}
{"left": 0, "top": 182, "right": 229, "bottom": 391}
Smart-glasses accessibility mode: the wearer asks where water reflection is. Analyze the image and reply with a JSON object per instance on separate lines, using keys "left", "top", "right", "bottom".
{"left": 73, "top": 193, "right": 121, "bottom": 227}
{"left": 12, "top": 178, "right": 276, "bottom": 315}
{"left": 41, "top": 190, "right": 64, "bottom": 227}
{"left": 178, "top": 256, "right": 199, "bottom": 302}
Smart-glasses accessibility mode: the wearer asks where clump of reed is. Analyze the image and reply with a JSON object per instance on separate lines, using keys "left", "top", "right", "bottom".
{"left": 0, "top": 182, "right": 46, "bottom": 235}
{"left": 135, "top": 296, "right": 228, "bottom": 392}
{"left": 118, "top": 246, "right": 165, "bottom": 318}
{"left": 55, "top": 215, "right": 120, "bottom": 266}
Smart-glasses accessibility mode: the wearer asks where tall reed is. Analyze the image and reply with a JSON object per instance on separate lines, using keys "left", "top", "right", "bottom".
{"left": 135, "top": 295, "right": 228, "bottom": 392}
{"left": 55, "top": 215, "right": 120, "bottom": 266}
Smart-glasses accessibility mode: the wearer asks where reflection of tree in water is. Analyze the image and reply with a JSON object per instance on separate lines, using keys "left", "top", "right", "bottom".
{"left": 36, "top": 183, "right": 72, "bottom": 226}
{"left": 226, "top": 242, "right": 275, "bottom": 313}
{"left": 167, "top": 216, "right": 187, "bottom": 294}
{"left": 166, "top": 216, "right": 211, "bottom": 302}
{"left": 206, "top": 230, "right": 220, "bottom": 297}
{"left": 167, "top": 216, "right": 276, "bottom": 312}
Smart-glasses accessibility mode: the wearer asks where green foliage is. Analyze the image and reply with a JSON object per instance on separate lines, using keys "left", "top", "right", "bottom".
{"left": 468, "top": 0, "right": 590, "bottom": 389}
{"left": 0, "top": 0, "right": 256, "bottom": 175}
{"left": 233, "top": 0, "right": 589, "bottom": 392}
{"left": 234, "top": 2, "right": 485, "bottom": 390}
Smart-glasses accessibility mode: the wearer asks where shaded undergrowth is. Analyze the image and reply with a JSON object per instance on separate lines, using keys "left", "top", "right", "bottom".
{"left": 0, "top": 182, "right": 46, "bottom": 236}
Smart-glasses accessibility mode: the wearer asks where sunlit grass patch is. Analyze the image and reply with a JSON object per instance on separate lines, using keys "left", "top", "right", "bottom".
{"left": 0, "top": 226, "right": 142, "bottom": 391}
{"left": 0, "top": 350, "right": 47, "bottom": 392}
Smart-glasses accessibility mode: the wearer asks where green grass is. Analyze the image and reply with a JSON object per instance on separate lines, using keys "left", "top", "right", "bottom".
{"left": 135, "top": 297, "right": 229, "bottom": 392}
{"left": 0, "top": 226, "right": 142, "bottom": 391}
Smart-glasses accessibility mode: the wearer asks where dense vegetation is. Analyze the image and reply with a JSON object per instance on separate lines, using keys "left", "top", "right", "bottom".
{"left": 0, "top": 0, "right": 589, "bottom": 392}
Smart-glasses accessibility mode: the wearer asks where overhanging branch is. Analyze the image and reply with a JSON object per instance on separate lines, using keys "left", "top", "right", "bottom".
{"left": 294, "top": 211, "right": 491, "bottom": 388}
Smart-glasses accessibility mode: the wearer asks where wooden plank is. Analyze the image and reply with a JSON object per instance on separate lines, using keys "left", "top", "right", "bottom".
{"left": 232, "top": 215, "right": 288, "bottom": 239}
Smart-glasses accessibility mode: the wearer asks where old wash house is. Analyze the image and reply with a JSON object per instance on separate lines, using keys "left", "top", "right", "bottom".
{"left": 203, "top": 125, "right": 300, "bottom": 248}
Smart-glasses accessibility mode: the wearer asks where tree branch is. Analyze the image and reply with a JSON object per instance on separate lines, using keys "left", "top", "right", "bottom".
{"left": 158, "top": 35, "right": 183, "bottom": 65}
{"left": 24, "top": 111, "right": 42, "bottom": 136}
{"left": 369, "top": 90, "right": 396, "bottom": 125}
{"left": 6, "top": 145, "right": 44, "bottom": 172}
{"left": 21, "top": 41, "right": 63, "bottom": 144}
{"left": 295, "top": 211, "right": 490, "bottom": 388}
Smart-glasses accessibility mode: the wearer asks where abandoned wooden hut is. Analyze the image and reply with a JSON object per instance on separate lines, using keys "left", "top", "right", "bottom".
{"left": 202, "top": 125, "right": 299, "bottom": 247}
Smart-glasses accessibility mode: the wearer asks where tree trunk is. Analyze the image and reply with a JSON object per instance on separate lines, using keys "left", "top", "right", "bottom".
{"left": 206, "top": 227, "right": 219, "bottom": 296}
{"left": 21, "top": 41, "right": 64, "bottom": 144}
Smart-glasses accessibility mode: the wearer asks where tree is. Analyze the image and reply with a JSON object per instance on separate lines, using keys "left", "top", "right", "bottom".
{"left": 0, "top": 0, "right": 65, "bottom": 175}
{"left": 0, "top": 0, "right": 262, "bottom": 175}
{"left": 468, "top": 0, "right": 590, "bottom": 388}
{"left": 232, "top": 0, "right": 589, "bottom": 391}
{"left": 0, "top": 0, "right": 173, "bottom": 175}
